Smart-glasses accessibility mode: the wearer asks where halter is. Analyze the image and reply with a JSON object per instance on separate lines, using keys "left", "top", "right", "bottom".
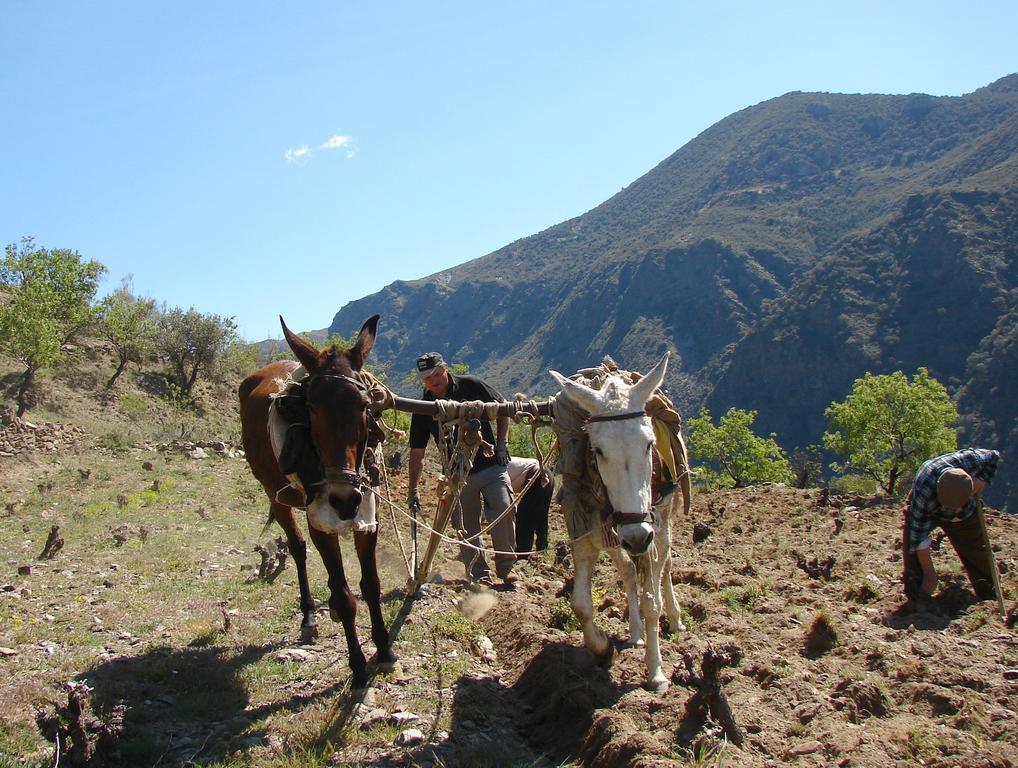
{"left": 584, "top": 410, "right": 646, "bottom": 425}
{"left": 303, "top": 370, "right": 373, "bottom": 491}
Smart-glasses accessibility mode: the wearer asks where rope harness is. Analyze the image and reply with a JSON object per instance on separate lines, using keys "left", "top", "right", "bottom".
{"left": 269, "top": 367, "right": 386, "bottom": 508}
{"left": 553, "top": 358, "right": 692, "bottom": 548}
{"left": 265, "top": 357, "right": 690, "bottom": 585}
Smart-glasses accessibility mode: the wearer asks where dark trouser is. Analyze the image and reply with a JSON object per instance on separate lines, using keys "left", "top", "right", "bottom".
{"left": 901, "top": 510, "right": 997, "bottom": 600}
{"left": 515, "top": 471, "right": 553, "bottom": 557}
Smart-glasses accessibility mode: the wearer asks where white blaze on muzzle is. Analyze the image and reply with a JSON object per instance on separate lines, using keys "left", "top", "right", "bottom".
{"left": 307, "top": 485, "right": 378, "bottom": 535}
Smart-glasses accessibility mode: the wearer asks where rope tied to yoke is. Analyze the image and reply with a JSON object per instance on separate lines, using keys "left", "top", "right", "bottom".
{"left": 426, "top": 396, "right": 555, "bottom": 572}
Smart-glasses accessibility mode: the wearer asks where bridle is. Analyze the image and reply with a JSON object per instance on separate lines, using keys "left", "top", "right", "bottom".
{"left": 584, "top": 409, "right": 657, "bottom": 527}
{"left": 304, "top": 371, "right": 374, "bottom": 491}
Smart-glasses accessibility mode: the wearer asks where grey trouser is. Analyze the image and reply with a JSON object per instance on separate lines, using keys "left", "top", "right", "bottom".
{"left": 452, "top": 464, "right": 516, "bottom": 578}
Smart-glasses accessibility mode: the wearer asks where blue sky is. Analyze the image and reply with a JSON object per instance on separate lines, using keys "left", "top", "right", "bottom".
{"left": 2, "top": 1, "right": 1016, "bottom": 342}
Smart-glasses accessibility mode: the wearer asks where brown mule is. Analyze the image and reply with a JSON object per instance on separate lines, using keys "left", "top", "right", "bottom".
{"left": 238, "top": 314, "right": 395, "bottom": 689}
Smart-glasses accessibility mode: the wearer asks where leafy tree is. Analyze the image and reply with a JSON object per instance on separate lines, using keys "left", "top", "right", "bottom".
{"left": 789, "top": 444, "right": 825, "bottom": 489}
{"left": 0, "top": 238, "right": 106, "bottom": 415}
{"left": 823, "top": 368, "right": 957, "bottom": 496}
{"left": 98, "top": 278, "right": 157, "bottom": 388}
{"left": 688, "top": 407, "right": 794, "bottom": 490}
{"left": 158, "top": 306, "right": 239, "bottom": 396}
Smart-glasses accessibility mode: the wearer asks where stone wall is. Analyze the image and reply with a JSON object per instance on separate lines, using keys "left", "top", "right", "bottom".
{"left": 0, "top": 406, "right": 86, "bottom": 458}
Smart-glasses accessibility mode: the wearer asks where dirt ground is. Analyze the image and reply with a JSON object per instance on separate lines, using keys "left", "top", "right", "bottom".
{"left": 1, "top": 345, "right": 1017, "bottom": 766}
{"left": 406, "top": 484, "right": 1018, "bottom": 768}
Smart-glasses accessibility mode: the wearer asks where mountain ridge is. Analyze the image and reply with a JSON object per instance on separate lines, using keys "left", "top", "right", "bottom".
{"left": 328, "top": 75, "right": 1018, "bottom": 509}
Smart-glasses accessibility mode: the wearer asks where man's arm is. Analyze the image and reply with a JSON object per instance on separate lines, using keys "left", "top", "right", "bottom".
{"left": 407, "top": 412, "right": 433, "bottom": 505}
{"left": 907, "top": 472, "right": 937, "bottom": 552}
{"left": 492, "top": 414, "right": 510, "bottom": 464}
{"left": 915, "top": 545, "right": 938, "bottom": 594}
{"left": 408, "top": 447, "right": 426, "bottom": 499}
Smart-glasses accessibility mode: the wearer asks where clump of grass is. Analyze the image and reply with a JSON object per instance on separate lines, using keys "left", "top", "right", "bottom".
{"left": 898, "top": 723, "right": 947, "bottom": 763}
{"left": 118, "top": 392, "right": 149, "bottom": 420}
{"left": 959, "top": 605, "right": 990, "bottom": 633}
{"left": 720, "top": 582, "right": 767, "bottom": 613}
{"left": 549, "top": 597, "right": 580, "bottom": 631}
{"left": 894, "top": 657, "right": 924, "bottom": 681}
{"left": 96, "top": 430, "right": 135, "bottom": 451}
{"left": 429, "top": 609, "right": 482, "bottom": 643}
{"left": 845, "top": 580, "right": 879, "bottom": 603}
{"left": 803, "top": 609, "right": 838, "bottom": 657}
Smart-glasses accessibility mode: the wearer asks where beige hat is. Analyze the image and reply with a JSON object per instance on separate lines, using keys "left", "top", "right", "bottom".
{"left": 937, "top": 468, "right": 973, "bottom": 511}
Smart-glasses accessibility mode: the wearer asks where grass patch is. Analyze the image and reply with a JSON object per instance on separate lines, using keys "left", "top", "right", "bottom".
{"left": 959, "top": 605, "right": 991, "bottom": 633}
{"left": 803, "top": 609, "right": 839, "bottom": 656}
{"left": 549, "top": 597, "right": 580, "bottom": 631}
{"left": 720, "top": 581, "right": 768, "bottom": 613}
{"left": 429, "top": 609, "right": 482, "bottom": 643}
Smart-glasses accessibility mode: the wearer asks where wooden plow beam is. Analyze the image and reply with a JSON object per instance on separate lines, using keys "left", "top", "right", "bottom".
{"left": 391, "top": 397, "right": 553, "bottom": 594}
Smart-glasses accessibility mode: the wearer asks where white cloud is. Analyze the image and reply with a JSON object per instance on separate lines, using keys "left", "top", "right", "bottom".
{"left": 284, "top": 134, "right": 357, "bottom": 164}
{"left": 319, "top": 134, "right": 352, "bottom": 150}
{"left": 284, "top": 145, "right": 310, "bottom": 163}
{"left": 320, "top": 134, "right": 357, "bottom": 159}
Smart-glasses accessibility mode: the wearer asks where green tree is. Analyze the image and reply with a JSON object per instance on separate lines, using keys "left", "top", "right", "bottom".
{"left": 688, "top": 407, "right": 793, "bottom": 490}
{"left": 789, "top": 444, "right": 825, "bottom": 489}
{"left": 0, "top": 238, "right": 106, "bottom": 415}
{"left": 98, "top": 278, "right": 157, "bottom": 388}
{"left": 158, "top": 306, "right": 239, "bottom": 396}
{"left": 823, "top": 368, "right": 957, "bottom": 496}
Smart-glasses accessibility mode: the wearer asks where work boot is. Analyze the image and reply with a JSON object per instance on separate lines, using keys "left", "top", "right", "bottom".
{"left": 911, "top": 592, "right": 943, "bottom": 616}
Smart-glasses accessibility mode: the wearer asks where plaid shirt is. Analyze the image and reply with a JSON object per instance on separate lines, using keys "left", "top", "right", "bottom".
{"left": 906, "top": 448, "right": 1000, "bottom": 551}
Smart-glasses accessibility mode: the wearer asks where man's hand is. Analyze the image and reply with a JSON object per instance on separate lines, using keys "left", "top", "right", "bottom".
{"left": 407, "top": 488, "right": 421, "bottom": 512}
{"left": 494, "top": 440, "right": 510, "bottom": 466}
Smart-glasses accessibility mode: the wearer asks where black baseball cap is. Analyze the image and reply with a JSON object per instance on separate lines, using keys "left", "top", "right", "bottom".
{"left": 416, "top": 352, "right": 445, "bottom": 380}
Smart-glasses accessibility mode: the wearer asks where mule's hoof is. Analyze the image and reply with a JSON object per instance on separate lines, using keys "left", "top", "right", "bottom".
{"left": 660, "top": 618, "right": 686, "bottom": 637}
{"left": 372, "top": 651, "right": 399, "bottom": 672}
{"left": 644, "top": 677, "right": 670, "bottom": 694}
{"left": 300, "top": 623, "right": 319, "bottom": 644}
{"left": 592, "top": 642, "right": 616, "bottom": 668}
{"left": 619, "top": 637, "right": 645, "bottom": 649}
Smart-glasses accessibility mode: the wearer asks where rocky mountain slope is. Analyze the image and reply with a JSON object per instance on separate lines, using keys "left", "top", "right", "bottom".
{"left": 328, "top": 75, "right": 1018, "bottom": 510}
{"left": 2, "top": 334, "right": 1017, "bottom": 768}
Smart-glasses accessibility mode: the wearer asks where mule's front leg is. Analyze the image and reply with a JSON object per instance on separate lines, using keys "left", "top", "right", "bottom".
{"left": 309, "top": 527, "right": 370, "bottom": 689}
{"left": 656, "top": 511, "right": 685, "bottom": 634}
{"left": 608, "top": 548, "right": 644, "bottom": 647}
{"left": 571, "top": 537, "right": 611, "bottom": 659}
{"left": 637, "top": 558, "right": 668, "bottom": 692}
{"left": 273, "top": 504, "right": 318, "bottom": 642}
{"left": 354, "top": 527, "right": 396, "bottom": 667}
{"left": 659, "top": 546, "right": 685, "bottom": 634}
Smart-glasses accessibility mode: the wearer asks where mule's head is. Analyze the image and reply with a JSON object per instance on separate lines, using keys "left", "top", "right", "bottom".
{"left": 281, "top": 314, "right": 379, "bottom": 534}
{"left": 550, "top": 353, "right": 669, "bottom": 556}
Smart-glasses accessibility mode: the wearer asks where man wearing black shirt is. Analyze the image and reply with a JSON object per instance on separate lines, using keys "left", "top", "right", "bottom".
{"left": 407, "top": 352, "right": 517, "bottom": 584}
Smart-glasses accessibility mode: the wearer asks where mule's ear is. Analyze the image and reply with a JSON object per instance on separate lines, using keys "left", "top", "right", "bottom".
{"left": 550, "top": 370, "right": 602, "bottom": 413}
{"left": 348, "top": 314, "right": 379, "bottom": 371}
{"left": 629, "top": 352, "right": 670, "bottom": 406}
{"left": 280, "top": 316, "right": 321, "bottom": 372}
